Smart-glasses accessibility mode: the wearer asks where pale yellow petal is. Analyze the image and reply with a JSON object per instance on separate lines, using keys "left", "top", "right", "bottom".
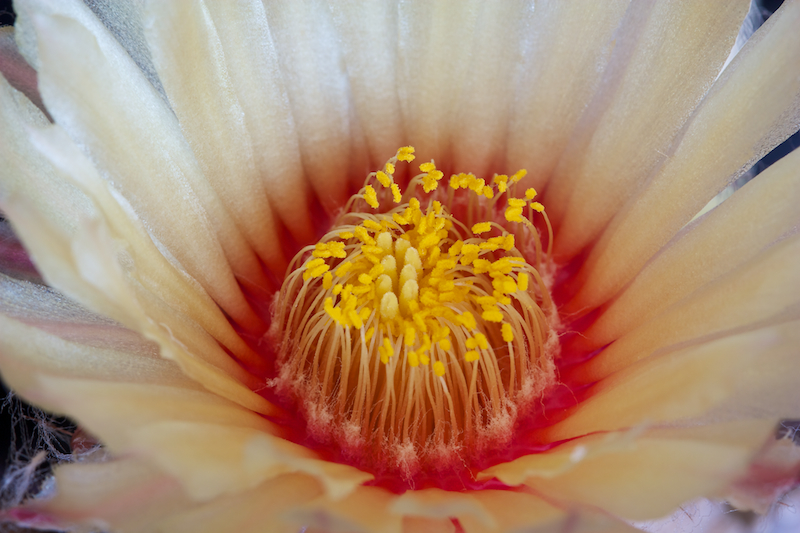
{"left": 262, "top": 0, "right": 368, "bottom": 213}
{"left": 143, "top": 0, "right": 287, "bottom": 275}
{"left": 0, "top": 280, "right": 192, "bottom": 390}
{"left": 446, "top": 0, "right": 530, "bottom": 178}
{"left": 204, "top": 0, "right": 314, "bottom": 243}
{"left": 505, "top": 0, "right": 630, "bottom": 189}
{"left": 325, "top": 1, "right": 406, "bottom": 171}
{"left": 157, "top": 473, "right": 323, "bottom": 533}
{"left": 568, "top": 0, "right": 800, "bottom": 314}
{"left": 572, "top": 233, "right": 800, "bottom": 384}
{"left": 574, "top": 145, "right": 800, "bottom": 353}
{"left": 22, "top": 0, "right": 265, "bottom": 327}
{"left": 26, "top": 124, "right": 266, "bottom": 372}
{"left": 397, "top": 0, "right": 478, "bottom": 168}
{"left": 2, "top": 197, "right": 274, "bottom": 414}
{"left": 545, "top": 321, "right": 800, "bottom": 442}
{"left": 27, "top": 458, "right": 191, "bottom": 533}
{"left": 549, "top": 0, "right": 748, "bottom": 256}
{"left": 486, "top": 421, "right": 773, "bottom": 521}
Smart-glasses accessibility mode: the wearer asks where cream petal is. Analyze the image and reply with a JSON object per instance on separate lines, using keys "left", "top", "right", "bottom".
{"left": 0, "top": 277, "right": 193, "bottom": 389}
{"left": 395, "top": 0, "right": 483, "bottom": 172}
{"left": 204, "top": 0, "right": 314, "bottom": 244}
{"left": 2, "top": 196, "right": 275, "bottom": 414}
{"left": 326, "top": 0, "right": 406, "bottom": 167}
{"left": 262, "top": 0, "right": 369, "bottom": 213}
{"left": 486, "top": 421, "right": 774, "bottom": 521}
{"left": 157, "top": 473, "right": 323, "bottom": 533}
{"left": 143, "top": 0, "right": 287, "bottom": 274}
{"left": 571, "top": 233, "right": 800, "bottom": 384}
{"left": 26, "top": 124, "right": 266, "bottom": 372}
{"left": 24, "top": 458, "right": 192, "bottom": 533}
{"left": 573, "top": 145, "right": 800, "bottom": 354}
{"left": 445, "top": 0, "right": 530, "bottom": 178}
{"left": 19, "top": 0, "right": 265, "bottom": 327}
{"left": 548, "top": 0, "right": 748, "bottom": 256}
{"left": 567, "top": 0, "right": 800, "bottom": 315}
{"left": 80, "top": 0, "right": 168, "bottom": 104}
{"left": 393, "top": 488, "right": 565, "bottom": 533}
{"left": 505, "top": 0, "right": 630, "bottom": 190}
{"left": 544, "top": 321, "right": 800, "bottom": 442}
{"left": 0, "top": 73, "right": 96, "bottom": 237}
{"left": 24, "top": 372, "right": 371, "bottom": 502}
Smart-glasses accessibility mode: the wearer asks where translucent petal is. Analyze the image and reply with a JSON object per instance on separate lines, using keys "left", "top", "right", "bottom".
{"left": 505, "top": 0, "right": 630, "bottom": 190}
{"left": 143, "top": 0, "right": 287, "bottom": 274}
{"left": 573, "top": 145, "right": 800, "bottom": 353}
{"left": 568, "top": 0, "right": 800, "bottom": 314}
{"left": 548, "top": 0, "right": 748, "bottom": 256}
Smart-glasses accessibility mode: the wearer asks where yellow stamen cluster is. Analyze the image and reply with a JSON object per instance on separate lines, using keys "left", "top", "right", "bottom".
{"left": 300, "top": 148, "right": 549, "bottom": 376}
{"left": 273, "top": 147, "right": 556, "bottom": 472}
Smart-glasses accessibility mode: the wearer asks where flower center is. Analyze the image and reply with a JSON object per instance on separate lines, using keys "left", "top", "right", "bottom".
{"left": 270, "top": 147, "right": 559, "bottom": 480}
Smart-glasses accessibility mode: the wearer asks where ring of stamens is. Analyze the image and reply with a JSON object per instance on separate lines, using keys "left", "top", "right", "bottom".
{"left": 271, "top": 147, "right": 558, "bottom": 477}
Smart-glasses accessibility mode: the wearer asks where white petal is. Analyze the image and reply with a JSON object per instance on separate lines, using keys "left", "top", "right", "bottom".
{"left": 19, "top": 0, "right": 266, "bottom": 326}
{"left": 572, "top": 145, "right": 800, "bottom": 354}
{"left": 205, "top": 0, "right": 314, "bottom": 243}
{"left": 505, "top": 0, "right": 630, "bottom": 189}
{"left": 143, "top": 0, "right": 287, "bottom": 273}
{"left": 568, "top": 0, "right": 800, "bottom": 314}
{"left": 548, "top": 0, "right": 748, "bottom": 257}
{"left": 262, "top": 0, "right": 369, "bottom": 213}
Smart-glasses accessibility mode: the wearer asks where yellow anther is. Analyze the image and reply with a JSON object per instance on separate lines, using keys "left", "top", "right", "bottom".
{"left": 358, "top": 273, "right": 373, "bottom": 285}
{"left": 525, "top": 188, "right": 538, "bottom": 200}
{"left": 405, "top": 325, "right": 417, "bottom": 346}
{"left": 395, "top": 239, "right": 411, "bottom": 266}
{"left": 518, "top": 272, "right": 529, "bottom": 292}
{"left": 364, "top": 185, "right": 379, "bottom": 209}
{"left": 385, "top": 162, "right": 396, "bottom": 175}
{"left": 465, "top": 337, "right": 478, "bottom": 349}
{"left": 472, "top": 222, "right": 492, "bottom": 234}
{"left": 465, "top": 350, "right": 479, "bottom": 362}
{"left": 482, "top": 307, "right": 504, "bottom": 323}
{"left": 365, "top": 327, "right": 375, "bottom": 343}
{"left": 501, "top": 323, "right": 514, "bottom": 342}
{"left": 438, "top": 338, "right": 451, "bottom": 351}
{"left": 363, "top": 220, "right": 383, "bottom": 232}
{"left": 379, "top": 337, "right": 394, "bottom": 363}
{"left": 505, "top": 206, "right": 524, "bottom": 223}
{"left": 503, "top": 234, "right": 515, "bottom": 251}
{"left": 530, "top": 202, "right": 545, "bottom": 212}
{"left": 482, "top": 186, "right": 495, "bottom": 199}
{"left": 349, "top": 309, "right": 364, "bottom": 329}
{"left": 475, "top": 333, "right": 488, "bottom": 350}
{"left": 333, "top": 284, "right": 343, "bottom": 295}
{"left": 460, "top": 312, "right": 477, "bottom": 330}
{"left": 339, "top": 231, "right": 354, "bottom": 239}
{"left": 381, "top": 292, "right": 399, "bottom": 320}
{"left": 323, "top": 272, "right": 333, "bottom": 290}
{"left": 336, "top": 261, "right": 353, "bottom": 277}
{"left": 408, "top": 351, "right": 420, "bottom": 367}
{"left": 376, "top": 171, "right": 392, "bottom": 187}
{"left": 420, "top": 161, "right": 436, "bottom": 173}
{"left": 508, "top": 198, "right": 527, "bottom": 208}
{"left": 396, "top": 146, "right": 415, "bottom": 162}
{"left": 511, "top": 169, "right": 527, "bottom": 183}
{"left": 433, "top": 361, "right": 446, "bottom": 376}
{"left": 391, "top": 183, "right": 402, "bottom": 203}
{"left": 354, "top": 226, "right": 375, "bottom": 245}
